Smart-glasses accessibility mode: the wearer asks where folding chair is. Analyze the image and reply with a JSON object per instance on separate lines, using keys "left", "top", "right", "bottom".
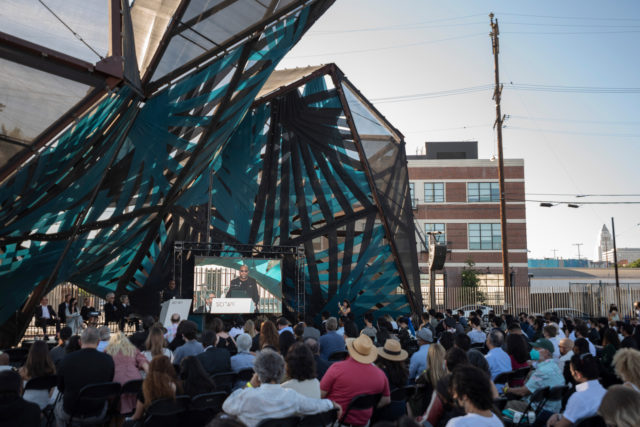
{"left": 337, "top": 393, "right": 382, "bottom": 427}
{"left": 67, "top": 381, "right": 121, "bottom": 426}
{"left": 299, "top": 408, "right": 339, "bottom": 427}
{"left": 256, "top": 415, "right": 300, "bottom": 427}
{"left": 186, "top": 391, "right": 227, "bottom": 425}
{"left": 211, "top": 371, "right": 237, "bottom": 394}
{"left": 143, "top": 395, "right": 190, "bottom": 427}
{"left": 236, "top": 367, "right": 255, "bottom": 383}
{"left": 120, "top": 379, "right": 143, "bottom": 416}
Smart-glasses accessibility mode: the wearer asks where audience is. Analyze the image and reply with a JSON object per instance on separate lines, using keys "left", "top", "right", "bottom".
{"left": 376, "top": 339, "right": 409, "bottom": 390}
{"left": 301, "top": 315, "right": 322, "bottom": 341}
{"left": 612, "top": 348, "right": 640, "bottom": 391}
{"left": 180, "top": 356, "right": 216, "bottom": 397}
{"left": 50, "top": 326, "right": 72, "bottom": 367}
{"left": 277, "top": 317, "right": 297, "bottom": 356}
{"left": 0, "top": 370, "right": 41, "bottom": 427}
{"left": 484, "top": 329, "right": 511, "bottom": 382}
{"left": 222, "top": 349, "right": 340, "bottom": 426}
{"left": 196, "top": 330, "right": 231, "bottom": 375}
{"left": 164, "top": 313, "right": 180, "bottom": 343}
{"left": 55, "top": 327, "right": 115, "bottom": 425}
{"left": 320, "top": 334, "right": 391, "bottom": 426}
{"left": 130, "top": 355, "right": 181, "bottom": 422}
{"left": 258, "top": 320, "right": 280, "bottom": 351}
{"left": 130, "top": 315, "right": 155, "bottom": 351}
{"left": 105, "top": 331, "right": 149, "bottom": 415}
{"left": 446, "top": 365, "right": 503, "bottom": 426}
{"left": 304, "top": 337, "right": 331, "bottom": 380}
{"left": 505, "top": 338, "right": 564, "bottom": 424}
{"left": 97, "top": 325, "right": 111, "bottom": 352}
{"left": 143, "top": 326, "right": 174, "bottom": 362}
{"left": 0, "top": 351, "right": 11, "bottom": 371}
{"left": 230, "top": 333, "right": 255, "bottom": 372}
{"left": 173, "top": 320, "right": 204, "bottom": 365}
{"left": 19, "top": 340, "right": 56, "bottom": 409}
{"left": 409, "top": 343, "right": 446, "bottom": 417}
{"left": 318, "top": 317, "right": 345, "bottom": 360}
{"left": 547, "top": 354, "right": 606, "bottom": 426}
{"left": 282, "top": 342, "right": 320, "bottom": 398}
{"left": 409, "top": 328, "right": 433, "bottom": 380}
{"left": 598, "top": 384, "right": 640, "bottom": 427}
{"left": 214, "top": 318, "right": 237, "bottom": 355}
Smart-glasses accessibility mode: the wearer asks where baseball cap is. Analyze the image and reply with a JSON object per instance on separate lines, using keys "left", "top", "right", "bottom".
{"left": 532, "top": 338, "right": 555, "bottom": 355}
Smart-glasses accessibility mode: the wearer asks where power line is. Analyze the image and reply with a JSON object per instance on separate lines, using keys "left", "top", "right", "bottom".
{"left": 505, "top": 126, "right": 640, "bottom": 138}
{"left": 498, "top": 12, "right": 640, "bottom": 22}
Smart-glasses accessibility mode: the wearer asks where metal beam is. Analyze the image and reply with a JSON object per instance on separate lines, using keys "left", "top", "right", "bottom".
{"left": 0, "top": 31, "right": 122, "bottom": 87}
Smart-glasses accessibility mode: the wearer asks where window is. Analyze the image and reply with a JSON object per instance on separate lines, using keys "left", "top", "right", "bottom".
{"left": 424, "top": 182, "right": 444, "bottom": 202}
{"left": 468, "top": 223, "right": 501, "bottom": 250}
{"left": 467, "top": 182, "right": 499, "bottom": 202}
{"left": 477, "top": 274, "right": 504, "bottom": 305}
{"left": 420, "top": 273, "right": 445, "bottom": 306}
{"left": 410, "top": 182, "right": 416, "bottom": 209}
{"left": 425, "top": 223, "right": 446, "bottom": 243}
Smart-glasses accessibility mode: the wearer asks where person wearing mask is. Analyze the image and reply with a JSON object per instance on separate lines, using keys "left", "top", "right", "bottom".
{"left": 505, "top": 339, "right": 565, "bottom": 425}
{"left": 546, "top": 354, "right": 606, "bottom": 427}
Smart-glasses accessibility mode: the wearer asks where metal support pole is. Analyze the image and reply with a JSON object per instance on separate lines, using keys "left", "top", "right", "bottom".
{"left": 612, "top": 217, "right": 621, "bottom": 308}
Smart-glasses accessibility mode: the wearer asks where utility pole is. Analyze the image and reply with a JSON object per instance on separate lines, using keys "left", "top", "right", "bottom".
{"left": 573, "top": 243, "right": 583, "bottom": 260}
{"left": 612, "top": 217, "right": 621, "bottom": 308}
{"left": 490, "top": 13, "right": 510, "bottom": 304}
{"left": 552, "top": 249, "right": 559, "bottom": 259}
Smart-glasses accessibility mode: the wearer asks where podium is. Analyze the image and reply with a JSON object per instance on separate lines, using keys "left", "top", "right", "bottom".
{"left": 210, "top": 298, "right": 255, "bottom": 314}
{"left": 159, "top": 298, "right": 191, "bottom": 330}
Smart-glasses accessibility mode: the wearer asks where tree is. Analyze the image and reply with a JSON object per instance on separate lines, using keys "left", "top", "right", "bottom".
{"left": 461, "top": 258, "right": 486, "bottom": 304}
{"left": 626, "top": 258, "right": 640, "bottom": 268}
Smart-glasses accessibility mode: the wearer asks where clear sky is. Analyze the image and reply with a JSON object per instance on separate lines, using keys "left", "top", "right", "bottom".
{"left": 279, "top": 0, "right": 640, "bottom": 261}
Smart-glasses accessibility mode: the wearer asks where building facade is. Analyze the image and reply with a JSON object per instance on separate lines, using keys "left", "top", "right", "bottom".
{"left": 596, "top": 225, "right": 614, "bottom": 262}
{"left": 408, "top": 141, "right": 529, "bottom": 307}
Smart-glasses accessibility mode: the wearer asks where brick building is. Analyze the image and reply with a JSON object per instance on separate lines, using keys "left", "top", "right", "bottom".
{"left": 408, "top": 141, "right": 529, "bottom": 307}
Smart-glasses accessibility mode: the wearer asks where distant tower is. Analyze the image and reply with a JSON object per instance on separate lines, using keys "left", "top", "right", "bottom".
{"left": 597, "top": 224, "right": 613, "bottom": 262}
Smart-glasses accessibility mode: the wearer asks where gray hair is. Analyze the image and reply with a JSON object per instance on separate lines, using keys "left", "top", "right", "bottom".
{"left": 81, "top": 327, "right": 100, "bottom": 345}
{"left": 304, "top": 337, "right": 320, "bottom": 355}
{"left": 105, "top": 292, "right": 115, "bottom": 299}
{"left": 236, "top": 333, "right": 252, "bottom": 352}
{"left": 98, "top": 326, "right": 111, "bottom": 341}
{"left": 326, "top": 317, "right": 338, "bottom": 331}
{"left": 488, "top": 329, "right": 504, "bottom": 348}
{"left": 254, "top": 349, "right": 284, "bottom": 383}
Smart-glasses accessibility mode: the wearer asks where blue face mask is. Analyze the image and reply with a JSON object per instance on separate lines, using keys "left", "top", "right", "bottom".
{"left": 530, "top": 349, "right": 540, "bottom": 360}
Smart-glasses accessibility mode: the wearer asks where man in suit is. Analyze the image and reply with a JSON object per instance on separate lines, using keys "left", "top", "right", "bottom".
{"left": 58, "top": 294, "right": 71, "bottom": 324}
{"left": 196, "top": 293, "right": 215, "bottom": 313}
{"left": 35, "top": 297, "right": 60, "bottom": 340}
{"left": 103, "top": 292, "right": 120, "bottom": 325}
{"left": 196, "top": 330, "right": 231, "bottom": 375}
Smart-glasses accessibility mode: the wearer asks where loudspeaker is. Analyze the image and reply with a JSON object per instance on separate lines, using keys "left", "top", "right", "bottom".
{"left": 428, "top": 244, "right": 447, "bottom": 270}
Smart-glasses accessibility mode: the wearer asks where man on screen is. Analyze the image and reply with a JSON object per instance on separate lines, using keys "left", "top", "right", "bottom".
{"left": 226, "top": 265, "right": 260, "bottom": 306}
{"left": 196, "top": 293, "right": 214, "bottom": 313}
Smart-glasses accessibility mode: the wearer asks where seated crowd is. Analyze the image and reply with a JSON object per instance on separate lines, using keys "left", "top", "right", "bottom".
{"left": 2, "top": 304, "right": 640, "bottom": 427}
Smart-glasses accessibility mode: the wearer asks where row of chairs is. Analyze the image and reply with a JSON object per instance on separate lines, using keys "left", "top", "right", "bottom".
{"left": 498, "top": 384, "right": 569, "bottom": 426}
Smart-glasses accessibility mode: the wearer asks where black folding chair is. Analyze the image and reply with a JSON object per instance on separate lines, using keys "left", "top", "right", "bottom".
{"left": 509, "top": 386, "right": 549, "bottom": 426}
{"left": 185, "top": 391, "right": 227, "bottom": 426}
{"left": 328, "top": 350, "right": 349, "bottom": 362}
{"left": 495, "top": 369, "right": 516, "bottom": 386}
{"left": 24, "top": 374, "right": 58, "bottom": 392}
{"left": 236, "top": 367, "right": 255, "bottom": 383}
{"left": 299, "top": 408, "right": 338, "bottom": 427}
{"left": 211, "top": 371, "right": 237, "bottom": 394}
{"left": 338, "top": 393, "right": 382, "bottom": 427}
{"left": 3, "top": 347, "right": 29, "bottom": 368}
{"left": 545, "top": 385, "right": 569, "bottom": 412}
{"left": 256, "top": 416, "right": 300, "bottom": 427}
{"left": 511, "top": 366, "right": 532, "bottom": 384}
{"left": 67, "top": 381, "right": 121, "bottom": 426}
{"left": 143, "top": 395, "right": 190, "bottom": 427}
{"left": 120, "top": 379, "right": 143, "bottom": 416}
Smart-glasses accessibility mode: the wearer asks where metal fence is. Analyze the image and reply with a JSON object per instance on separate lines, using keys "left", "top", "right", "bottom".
{"left": 421, "top": 283, "right": 640, "bottom": 318}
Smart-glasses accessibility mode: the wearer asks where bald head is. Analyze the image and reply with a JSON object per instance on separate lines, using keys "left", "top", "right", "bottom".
{"left": 559, "top": 338, "right": 574, "bottom": 356}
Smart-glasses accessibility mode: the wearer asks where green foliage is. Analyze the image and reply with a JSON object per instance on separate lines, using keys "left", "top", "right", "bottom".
{"left": 626, "top": 258, "right": 640, "bottom": 268}
{"left": 461, "top": 258, "right": 486, "bottom": 304}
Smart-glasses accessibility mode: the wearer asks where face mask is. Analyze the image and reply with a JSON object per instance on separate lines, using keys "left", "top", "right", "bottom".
{"left": 530, "top": 349, "right": 540, "bottom": 360}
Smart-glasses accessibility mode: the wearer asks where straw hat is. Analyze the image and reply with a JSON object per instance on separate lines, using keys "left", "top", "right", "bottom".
{"left": 346, "top": 334, "right": 378, "bottom": 364}
{"left": 377, "top": 338, "right": 408, "bottom": 362}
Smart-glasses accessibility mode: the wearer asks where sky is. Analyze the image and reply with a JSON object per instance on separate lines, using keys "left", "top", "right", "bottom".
{"left": 279, "top": 0, "right": 640, "bottom": 261}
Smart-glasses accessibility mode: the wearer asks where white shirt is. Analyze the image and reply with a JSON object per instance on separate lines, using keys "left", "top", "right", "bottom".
{"left": 40, "top": 305, "right": 51, "bottom": 319}
{"left": 586, "top": 338, "right": 597, "bottom": 357}
{"left": 557, "top": 350, "right": 574, "bottom": 371}
{"left": 563, "top": 379, "right": 607, "bottom": 423}
{"left": 281, "top": 378, "right": 321, "bottom": 399}
{"left": 548, "top": 336, "right": 561, "bottom": 358}
{"left": 222, "top": 383, "right": 334, "bottom": 427}
{"left": 229, "top": 326, "right": 244, "bottom": 338}
{"left": 446, "top": 412, "right": 503, "bottom": 427}
{"left": 143, "top": 347, "right": 174, "bottom": 362}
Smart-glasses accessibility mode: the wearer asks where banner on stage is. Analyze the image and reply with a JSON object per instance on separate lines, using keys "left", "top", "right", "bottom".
{"left": 159, "top": 298, "right": 191, "bottom": 329}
